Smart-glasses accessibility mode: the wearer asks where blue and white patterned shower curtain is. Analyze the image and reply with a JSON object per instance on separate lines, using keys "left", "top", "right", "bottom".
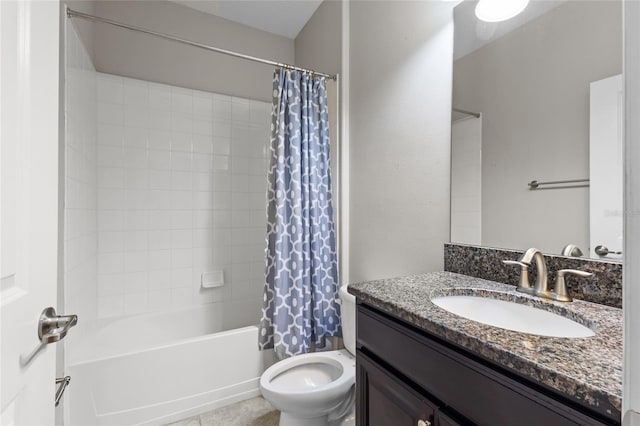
{"left": 258, "top": 69, "right": 341, "bottom": 359}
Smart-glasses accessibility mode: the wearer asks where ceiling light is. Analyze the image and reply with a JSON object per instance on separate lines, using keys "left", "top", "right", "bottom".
{"left": 475, "top": 0, "right": 530, "bottom": 23}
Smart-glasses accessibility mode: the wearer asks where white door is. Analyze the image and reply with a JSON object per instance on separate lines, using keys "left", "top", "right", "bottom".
{"left": 1, "top": 1, "right": 61, "bottom": 424}
{"left": 589, "top": 74, "right": 623, "bottom": 260}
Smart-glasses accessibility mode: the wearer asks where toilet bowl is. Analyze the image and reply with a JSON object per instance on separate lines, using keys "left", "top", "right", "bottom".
{"left": 260, "top": 286, "right": 356, "bottom": 426}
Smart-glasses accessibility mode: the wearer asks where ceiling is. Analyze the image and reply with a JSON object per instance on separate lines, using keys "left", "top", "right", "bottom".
{"left": 170, "top": 0, "right": 324, "bottom": 39}
{"left": 454, "top": 0, "right": 567, "bottom": 60}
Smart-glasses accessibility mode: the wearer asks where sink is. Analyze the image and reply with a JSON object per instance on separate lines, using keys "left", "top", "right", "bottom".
{"left": 431, "top": 295, "right": 595, "bottom": 338}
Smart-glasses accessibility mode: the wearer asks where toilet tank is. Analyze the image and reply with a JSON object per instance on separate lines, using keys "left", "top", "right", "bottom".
{"left": 339, "top": 286, "right": 356, "bottom": 355}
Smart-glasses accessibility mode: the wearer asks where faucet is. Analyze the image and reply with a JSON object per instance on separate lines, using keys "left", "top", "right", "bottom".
{"left": 503, "top": 248, "right": 594, "bottom": 302}
{"left": 518, "top": 248, "right": 552, "bottom": 297}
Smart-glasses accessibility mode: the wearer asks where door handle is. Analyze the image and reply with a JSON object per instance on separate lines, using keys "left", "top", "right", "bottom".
{"left": 38, "top": 307, "right": 78, "bottom": 344}
{"left": 594, "top": 245, "right": 622, "bottom": 256}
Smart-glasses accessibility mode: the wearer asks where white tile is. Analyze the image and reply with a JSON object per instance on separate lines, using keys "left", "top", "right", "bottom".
{"left": 149, "top": 170, "right": 172, "bottom": 190}
{"left": 232, "top": 98, "right": 250, "bottom": 123}
{"left": 97, "top": 74, "right": 123, "bottom": 104}
{"left": 123, "top": 210, "right": 149, "bottom": 230}
{"left": 172, "top": 131, "right": 192, "bottom": 152}
{"left": 98, "top": 252, "right": 124, "bottom": 274}
{"left": 99, "top": 210, "right": 124, "bottom": 231}
{"left": 98, "top": 124, "right": 124, "bottom": 147}
{"left": 171, "top": 210, "right": 193, "bottom": 229}
{"left": 149, "top": 150, "right": 171, "bottom": 170}
{"left": 193, "top": 92, "right": 212, "bottom": 117}
{"left": 149, "top": 110, "right": 172, "bottom": 130}
{"left": 193, "top": 211, "right": 214, "bottom": 229}
{"left": 172, "top": 249, "right": 193, "bottom": 268}
{"left": 171, "top": 229, "right": 193, "bottom": 249}
{"left": 98, "top": 102, "right": 123, "bottom": 125}
{"left": 213, "top": 210, "right": 232, "bottom": 228}
{"left": 124, "top": 231, "right": 149, "bottom": 252}
{"left": 193, "top": 119, "right": 213, "bottom": 136}
{"left": 99, "top": 231, "right": 123, "bottom": 253}
{"left": 124, "top": 126, "right": 148, "bottom": 148}
{"left": 231, "top": 174, "right": 249, "bottom": 193}
{"left": 148, "top": 189, "right": 173, "bottom": 210}
{"left": 124, "top": 105, "right": 149, "bottom": 128}
{"left": 98, "top": 188, "right": 124, "bottom": 210}
{"left": 149, "top": 130, "right": 172, "bottom": 150}
{"left": 172, "top": 113, "right": 192, "bottom": 133}
{"left": 149, "top": 269, "right": 172, "bottom": 289}
{"left": 98, "top": 167, "right": 124, "bottom": 189}
{"left": 213, "top": 120, "right": 231, "bottom": 138}
{"left": 172, "top": 88, "right": 193, "bottom": 114}
{"left": 148, "top": 230, "right": 171, "bottom": 250}
{"left": 213, "top": 155, "right": 229, "bottom": 171}
{"left": 193, "top": 134, "right": 213, "bottom": 154}
{"left": 149, "top": 82, "right": 171, "bottom": 110}
{"left": 193, "top": 173, "right": 214, "bottom": 192}
{"left": 171, "top": 268, "right": 193, "bottom": 288}
{"left": 148, "top": 289, "right": 171, "bottom": 310}
{"left": 171, "top": 151, "right": 192, "bottom": 171}
{"left": 193, "top": 228, "right": 214, "bottom": 248}
{"left": 213, "top": 96, "right": 232, "bottom": 121}
{"left": 170, "top": 288, "right": 193, "bottom": 306}
{"left": 124, "top": 292, "right": 148, "bottom": 314}
{"left": 124, "top": 78, "right": 148, "bottom": 106}
{"left": 98, "top": 295, "right": 124, "bottom": 318}
{"left": 193, "top": 153, "right": 213, "bottom": 172}
{"left": 98, "top": 274, "right": 125, "bottom": 297}
{"left": 124, "top": 271, "right": 148, "bottom": 293}
{"left": 124, "top": 189, "right": 149, "bottom": 210}
{"left": 171, "top": 171, "right": 192, "bottom": 191}
{"left": 148, "top": 250, "right": 171, "bottom": 270}
{"left": 213, "top": 137, "right": 231, "bottom": 156}
{"left": 193, "top": 191, "right": 214, "bottom": 210}
{"left": 98, "top": 145, "right": 123, "bottom": 168}
{"left": 212, "top": 192, "right": 231, "bottom": 210}
{"left": 212, "top": 173, "right": 231, "bottom": 192}
{"left": 148, "top": 210, "right": 172, "bottom": 229}
{"left": 172, "top": 191, "right": 193, "bottom": 209}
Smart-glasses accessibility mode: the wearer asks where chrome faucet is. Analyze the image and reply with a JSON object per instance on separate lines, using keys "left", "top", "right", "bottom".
{"left": 503, "top": 248, "right": 593, "bottom": 302}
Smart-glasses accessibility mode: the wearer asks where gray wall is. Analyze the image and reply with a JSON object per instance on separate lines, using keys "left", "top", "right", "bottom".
{"left": 453, "top": 1, "right": 622, "bottom": 254}
{"left": 92, "top": 0, "right": 295, "bottom": 102}
{"left": 349, "top": 1, "right": 454, "bottom": 283}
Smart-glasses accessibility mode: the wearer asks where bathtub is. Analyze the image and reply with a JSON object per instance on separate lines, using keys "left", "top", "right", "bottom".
{"left": 67, "top": 305, "right": 275, "bottom": 425}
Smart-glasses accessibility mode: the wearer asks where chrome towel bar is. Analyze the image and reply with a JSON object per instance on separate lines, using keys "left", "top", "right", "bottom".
{"left": 528, "top": 178, "right": 589, "bottom": 190}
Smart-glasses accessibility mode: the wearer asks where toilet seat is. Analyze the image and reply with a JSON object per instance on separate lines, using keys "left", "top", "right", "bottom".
{"left": 260, "top": 350, "right": 355, "bottom": 418}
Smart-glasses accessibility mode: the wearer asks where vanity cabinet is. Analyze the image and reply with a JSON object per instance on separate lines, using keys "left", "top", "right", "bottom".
{"left": 356, "top": 303, "right": 616, "bottom": 426}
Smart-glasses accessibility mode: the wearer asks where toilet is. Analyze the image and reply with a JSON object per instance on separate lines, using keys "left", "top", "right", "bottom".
{"left": 260, "top": 286, "right": 356, "bottom": 426}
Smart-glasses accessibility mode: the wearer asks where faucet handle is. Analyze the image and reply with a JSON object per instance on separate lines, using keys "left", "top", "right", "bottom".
{"left": 552, "top": 269, "right": 593, "bottom": 302}
{"left": 502, "top": 260, "right": 534, "bottom": 292}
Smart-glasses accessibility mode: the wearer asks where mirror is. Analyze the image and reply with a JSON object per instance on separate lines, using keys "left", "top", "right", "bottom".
{"left": 451, "top": 0, "right": 623, "bottom": 260}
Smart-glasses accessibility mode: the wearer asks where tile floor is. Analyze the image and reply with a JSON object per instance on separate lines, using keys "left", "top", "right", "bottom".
{"left": 167, "top": 397, "right": 280, "bottom": 426}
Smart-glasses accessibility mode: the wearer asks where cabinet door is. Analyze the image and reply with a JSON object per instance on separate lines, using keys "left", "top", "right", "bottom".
{"left": 437, "top": 411, "right": 463, "bottom": 426}
{"left": 357, "top": 351, "right": 437, "bottom": 426}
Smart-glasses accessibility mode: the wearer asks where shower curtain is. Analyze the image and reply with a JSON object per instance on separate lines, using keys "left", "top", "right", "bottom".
{"left": 258, "top": 69, "right": 341, "bottom": 359}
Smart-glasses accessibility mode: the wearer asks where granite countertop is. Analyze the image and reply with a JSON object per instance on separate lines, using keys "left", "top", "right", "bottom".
{"left": 348, "top": 271, "right": 622, "bottom": 420}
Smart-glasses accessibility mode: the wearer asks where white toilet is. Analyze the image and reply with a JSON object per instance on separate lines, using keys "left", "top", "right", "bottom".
{"left": 260, "top": 286, "right": 356, "bottom": 426}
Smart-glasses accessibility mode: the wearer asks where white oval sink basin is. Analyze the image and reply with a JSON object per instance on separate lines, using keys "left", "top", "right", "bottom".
{"left": 431, "top": 296, "right": 595, "bottom": 338}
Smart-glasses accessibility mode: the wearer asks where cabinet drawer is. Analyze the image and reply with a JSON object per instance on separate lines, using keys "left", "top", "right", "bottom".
{"left": 357, "top": 305, "right": 608, "bottom": 426}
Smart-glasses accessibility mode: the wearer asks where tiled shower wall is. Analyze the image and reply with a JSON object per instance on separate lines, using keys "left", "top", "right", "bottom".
{"left": 64, "top": 25, "right": 98, "bottom": 328}
{"left": 95, "top": 73, "right": 270, "bottom": 322}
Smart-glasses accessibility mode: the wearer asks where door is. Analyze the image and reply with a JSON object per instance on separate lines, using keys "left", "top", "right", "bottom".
{"left": 1, "top": 1, "right": 61, "bottom": 424}
{"left": 589, "top": 74, "right": 623, "bottom": 260}
{"left": 357, "top": 352, "right": 437, "bottom": 426}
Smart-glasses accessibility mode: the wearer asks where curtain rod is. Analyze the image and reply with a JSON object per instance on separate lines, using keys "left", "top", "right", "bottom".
{"left": 66, "top": 7, "right": 337, "bottom": 81}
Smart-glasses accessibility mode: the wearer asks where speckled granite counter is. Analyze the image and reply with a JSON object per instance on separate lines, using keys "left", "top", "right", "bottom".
{"left": 348, "top": 271, "right": 622, "bottom": 421}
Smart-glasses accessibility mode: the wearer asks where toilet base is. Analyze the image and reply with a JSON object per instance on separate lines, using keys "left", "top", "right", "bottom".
{"left": 279, "top": 412, "right": 330, "bottom": 426}
{"left": 278, "top": 405, "right": 355, "bottom": 426}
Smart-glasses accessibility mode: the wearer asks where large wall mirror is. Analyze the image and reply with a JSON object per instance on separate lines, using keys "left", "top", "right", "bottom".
{"left": 451, "top": 0, "right": 623, "bottom": 261}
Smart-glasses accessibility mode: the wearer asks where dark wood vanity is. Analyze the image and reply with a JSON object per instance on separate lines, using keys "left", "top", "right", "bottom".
{"left": 355, "top": 302, "right": 619, "bottom": 426}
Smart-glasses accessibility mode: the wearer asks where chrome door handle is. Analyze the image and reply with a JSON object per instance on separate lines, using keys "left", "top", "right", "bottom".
{"left": 55, "top": 376, "right": 71, "bottom": 406}
{"left": 417, "top": 420, "right": 431, "bottom": 426}
{"left": 38, "top": 307, "right": 78, "bottom": 344}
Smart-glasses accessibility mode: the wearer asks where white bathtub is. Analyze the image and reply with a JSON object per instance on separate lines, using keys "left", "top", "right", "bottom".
{"left": 67, "top": 305, "right": 275, "bottom": 425}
